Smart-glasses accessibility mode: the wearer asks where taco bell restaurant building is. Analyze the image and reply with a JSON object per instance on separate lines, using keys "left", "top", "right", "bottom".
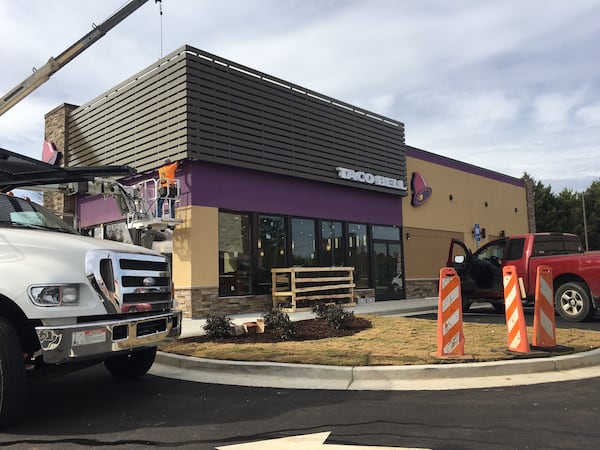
{"left": 44, "top": 45, "right": 530, "bottom": 318}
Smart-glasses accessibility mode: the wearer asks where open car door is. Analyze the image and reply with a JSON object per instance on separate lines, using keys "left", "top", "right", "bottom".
{"left": 447, "top": 239, "right": 476, "bottom": 297}
{"left": 448, "top": 237, "right": 509, "bottom": 312}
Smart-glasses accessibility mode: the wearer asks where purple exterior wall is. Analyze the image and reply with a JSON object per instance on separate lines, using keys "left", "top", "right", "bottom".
{"left": 78, "top": 160, "right": 403, "bottom": 228}
{"left": 78, "top": 195, "right": 123, "bottom": 228}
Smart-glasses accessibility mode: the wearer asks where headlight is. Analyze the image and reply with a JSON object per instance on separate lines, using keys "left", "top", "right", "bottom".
{"left": 29, "top": 285, "right": 80, "bottom": 306}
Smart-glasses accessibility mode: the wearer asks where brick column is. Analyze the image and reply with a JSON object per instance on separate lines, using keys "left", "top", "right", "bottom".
{"left": 44, "top": 104, "right": 78, "bottom": 226}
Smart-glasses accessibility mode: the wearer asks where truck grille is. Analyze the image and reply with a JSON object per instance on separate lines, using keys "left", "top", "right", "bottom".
{"left": 86, "top": 250, "right": 173, "bottom": 314}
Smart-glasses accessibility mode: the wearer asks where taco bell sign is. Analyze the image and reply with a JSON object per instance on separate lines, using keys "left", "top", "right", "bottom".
{"left": 336, "top": 167, "right": 407, "bottom": 191}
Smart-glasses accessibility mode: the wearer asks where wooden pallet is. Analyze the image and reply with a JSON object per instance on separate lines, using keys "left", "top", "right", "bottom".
{"left": 271, "top": 267, "right": 356, "bottom": 312}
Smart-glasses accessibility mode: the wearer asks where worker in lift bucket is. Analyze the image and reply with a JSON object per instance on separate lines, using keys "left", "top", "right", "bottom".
{"left": 157, "top": 158, "right": 180, "bottom": 218}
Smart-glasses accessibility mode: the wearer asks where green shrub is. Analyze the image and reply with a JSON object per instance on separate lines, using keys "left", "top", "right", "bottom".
{"left": 263, "top": 308, "right": 296, "bottom": 339}
{"left": 203, "top": 313, "right": 234, "bottom": 338}
{"left": 311, "top": 302, "right": 330, "bottom": 318}
{"left": 312, "top": 303, "right": 355, "bottom": 329}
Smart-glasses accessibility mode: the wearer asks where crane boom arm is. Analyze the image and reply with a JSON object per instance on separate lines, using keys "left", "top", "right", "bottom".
{"left": 0, "top": 0, "right": 149, "bottom": 117}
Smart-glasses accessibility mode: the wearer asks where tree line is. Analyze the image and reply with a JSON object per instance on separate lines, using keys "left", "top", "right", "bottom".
{"left": 523, "top": 173, "right": 600, "bottom": 251}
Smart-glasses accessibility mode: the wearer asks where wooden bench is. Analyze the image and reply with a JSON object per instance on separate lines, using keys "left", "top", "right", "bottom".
{"left": 271, "top": 267, "right": 355, "bottom": 312}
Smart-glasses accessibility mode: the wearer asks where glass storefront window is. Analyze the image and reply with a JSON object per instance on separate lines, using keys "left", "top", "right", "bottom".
{"left": 257, "top": 214, "right": 286, "bottom": 293}
{"left": 216, "top": 213, "right": 403, "bottom": 299}
{"left": 320, "top": 220, "right": 344, "bottom": 266}
{"left": 372, "top": 224, "right": 403, "bottom": 299}
{"left": 372, "top": 225, "right": 401, "bottom": 241}
{"left": 347, "top": 223, "right": 369, "bottom": 288}
{"left": 374, "top": 242, "right": 402, "bottom": 299}
{"left": 218, "top": 212, "right": 252, "bottom": 296}
{"left": 291, "top": 218, "right": 316, "bottom": 266}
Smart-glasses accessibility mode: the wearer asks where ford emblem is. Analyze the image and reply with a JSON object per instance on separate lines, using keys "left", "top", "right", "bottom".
{"left": 142, "top": 277, "right": 156, "bottom": 287}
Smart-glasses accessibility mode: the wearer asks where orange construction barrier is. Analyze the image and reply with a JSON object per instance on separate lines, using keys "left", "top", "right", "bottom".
{"left": 533, "top": 265, "right": 556, "bottom": 347}
{"left": 503, "top": 265, "right": 530, "bottom": 353}
{"left": 437, "top": 267, "right": 465, "bottom": 358}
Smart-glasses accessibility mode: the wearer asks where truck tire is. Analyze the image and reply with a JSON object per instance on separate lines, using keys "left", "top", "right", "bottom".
{"left": 555, "top": 282, "right": 596, "bottom": 322}
{"left": 104, "top": 347, "right": 157, "bottom": 380}
{"left": 0, "top": 317, "right": 26, "bottom": 428}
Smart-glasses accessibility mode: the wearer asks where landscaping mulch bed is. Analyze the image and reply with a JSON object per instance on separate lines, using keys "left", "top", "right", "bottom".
{"left": 177, "top": 317, "right": 373, "bottom": 344}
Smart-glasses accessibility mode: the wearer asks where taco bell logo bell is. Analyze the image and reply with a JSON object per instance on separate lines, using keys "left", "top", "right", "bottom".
{"left": 411, "top": 172, "right": 432, "bottom": 206}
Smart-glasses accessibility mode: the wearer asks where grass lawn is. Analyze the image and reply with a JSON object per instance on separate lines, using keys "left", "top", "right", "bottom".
{"left": 159, "top": 315, "right": 600, "bottom": 366}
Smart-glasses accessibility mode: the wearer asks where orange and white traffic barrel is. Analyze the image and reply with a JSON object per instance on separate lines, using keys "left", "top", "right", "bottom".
{"left": 533, "top": 265, "right": 556, "bottom": 347}
{"left": 503, "top": 265, "right": 531, "bottom": 354}
{"left": 437, "top": 267, "right": 465, "bottom": 358}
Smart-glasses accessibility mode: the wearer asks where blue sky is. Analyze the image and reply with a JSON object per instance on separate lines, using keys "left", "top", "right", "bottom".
{"left": 1, "top": 0, "right": 599, "bottom": 192}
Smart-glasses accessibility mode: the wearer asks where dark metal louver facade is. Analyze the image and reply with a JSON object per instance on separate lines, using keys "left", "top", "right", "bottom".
{"left": 67, "top": 45, "right": 407, "bottom": 195}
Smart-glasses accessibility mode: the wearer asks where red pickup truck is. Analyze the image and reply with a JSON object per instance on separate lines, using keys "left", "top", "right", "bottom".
{"left": 448, "top": 233, "right": 600, "bottom": 322}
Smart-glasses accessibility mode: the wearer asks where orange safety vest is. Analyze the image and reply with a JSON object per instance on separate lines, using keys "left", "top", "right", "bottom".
{"left": 159, "top": 161, "right": 178, "bottom": 187}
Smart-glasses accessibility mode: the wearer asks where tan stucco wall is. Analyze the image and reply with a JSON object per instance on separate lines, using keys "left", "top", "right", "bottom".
{"left": 172, "top": 205, "right": 218, "bottom": 288}
{"left": 402, "top": 156, "right": 529, "bottom": 279}
{"left": 403, "top": 228, "right": 464, "bottom": 279}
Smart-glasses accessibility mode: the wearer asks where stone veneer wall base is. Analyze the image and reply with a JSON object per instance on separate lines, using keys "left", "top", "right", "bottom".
{"left": 176, "top": 287, "right": 272, "bottom": 318}
{"left": 405, "top": 278, "right": 438, "bottom": 299}
{"left": 176, "top": 283, "right": 439, "bottom": 318}
{"left": 175, "top": 288, "right": 382, "bottom": 318}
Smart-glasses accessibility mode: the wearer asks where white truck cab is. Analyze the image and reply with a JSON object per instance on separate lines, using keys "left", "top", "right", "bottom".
{"left": 0, "top": 191, "right": 181, "bottom": 427}
{"left": 0, "top": 0, "right": 180, "bottom": 428}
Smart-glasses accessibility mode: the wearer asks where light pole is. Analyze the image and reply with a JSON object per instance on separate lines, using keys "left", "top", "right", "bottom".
{"left": 582, "top": 193, "right": 589, "bottom": 251}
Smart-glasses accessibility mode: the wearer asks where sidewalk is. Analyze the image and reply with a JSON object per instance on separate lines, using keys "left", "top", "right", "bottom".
{"left": 151, "top": 297, "right": 600, "bottom": 390}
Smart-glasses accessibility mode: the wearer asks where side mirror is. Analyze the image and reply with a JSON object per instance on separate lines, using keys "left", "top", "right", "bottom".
{"left": 454, "top": 255, "right": 465, "bottom": 264}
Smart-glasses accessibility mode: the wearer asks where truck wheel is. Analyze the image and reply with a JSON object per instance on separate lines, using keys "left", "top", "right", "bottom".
{"left": 104, "top": 347, "right": 157, "bottom": 380}
{"left": 555, "top": 282, "right": 596, "bottom": 322}
{"left": 0, "top": 317, "right": 26, "bottom": 428}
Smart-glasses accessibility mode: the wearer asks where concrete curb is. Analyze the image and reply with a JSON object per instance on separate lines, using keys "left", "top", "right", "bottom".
{"left": 153, "top": 300, "right": 600, "bottom": 390}
{"left": 152, "top": 348, "right": 600, "bottom": 391}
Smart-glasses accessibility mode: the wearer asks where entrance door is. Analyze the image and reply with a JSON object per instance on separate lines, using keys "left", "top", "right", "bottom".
{"left": 373, "top": 242, "right": 403, "bottom": 300}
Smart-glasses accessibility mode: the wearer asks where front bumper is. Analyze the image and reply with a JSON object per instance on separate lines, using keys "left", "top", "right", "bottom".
{"left": 35, "top": 310, "right": 182, "bottom": 364}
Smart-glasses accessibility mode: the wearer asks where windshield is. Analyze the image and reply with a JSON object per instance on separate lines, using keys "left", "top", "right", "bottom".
{"left": 0, "top": 194, "right": 77, "bottom": 234}
{"left": 474, "top": 239, "right": 506, "bottom": 263}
